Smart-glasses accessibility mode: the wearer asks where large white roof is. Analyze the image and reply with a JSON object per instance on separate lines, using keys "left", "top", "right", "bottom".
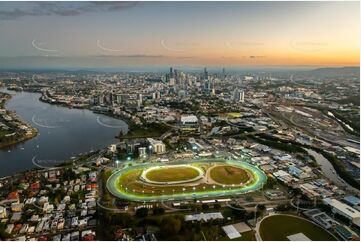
{"left": 222, "top": 225, "right": 241, "bottom": 239}
{"left": 324, "top": 198, "right": 360, "bottom": 219}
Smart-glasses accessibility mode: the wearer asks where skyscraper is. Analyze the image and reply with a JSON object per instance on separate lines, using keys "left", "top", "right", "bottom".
{"left": 233, "top": 89, "right": 245, "bottom": 102}
{"left": 204, "top": 67, "right": 208, "bottom": 80}
{"left": 170, "top": 67, "right": 174, "bottom": 78}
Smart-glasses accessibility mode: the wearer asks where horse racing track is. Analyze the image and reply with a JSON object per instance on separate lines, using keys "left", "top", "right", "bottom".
{"left": 106, "top": 158, "right": 267, "bottom": 202}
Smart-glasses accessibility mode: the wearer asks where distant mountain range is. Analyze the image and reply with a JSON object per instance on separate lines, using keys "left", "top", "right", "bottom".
{"left": 0, "top": 65, "right": 359, "bottom": 77}
{"left": 302, "top": 66, "right": 360, "bottom": 77}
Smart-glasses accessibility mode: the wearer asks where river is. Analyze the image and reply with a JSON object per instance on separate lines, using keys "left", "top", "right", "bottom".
{"left": 0, "top": 89, "right": 128, "bottom": 178}
{"left": 305, "top": 148, "right": 358, "bottom": 193}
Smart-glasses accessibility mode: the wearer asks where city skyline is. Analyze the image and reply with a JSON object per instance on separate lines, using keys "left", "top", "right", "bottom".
{"left": 0, "top": 1, "right": 359, "bottom": 69}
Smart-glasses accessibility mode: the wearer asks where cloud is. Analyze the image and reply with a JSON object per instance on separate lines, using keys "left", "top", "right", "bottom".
{"left": 249, "top": 55, "right": 266, "bottom": 59}
{"left": 0, "top": 2, "right": 138, "bottom": 20}
{"left": 90, "top": 54, "right": 165, "bottom": 58}
{"left": 126, "top": 54, "right": 164, "bottom": 58}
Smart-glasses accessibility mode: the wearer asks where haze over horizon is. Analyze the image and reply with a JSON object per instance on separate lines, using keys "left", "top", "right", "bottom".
{"left": 0, "top": 1, "right": 359, "bottom": 69}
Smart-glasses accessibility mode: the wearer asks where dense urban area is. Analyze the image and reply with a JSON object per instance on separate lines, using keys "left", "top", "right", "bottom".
{"left": 0, "top": 66, "right": 359, "bottom": 241}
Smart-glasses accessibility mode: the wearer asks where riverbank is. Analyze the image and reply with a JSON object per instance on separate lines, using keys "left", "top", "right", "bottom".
{"left": 248, "top": 133, "right": 359, "bottom": 191}
{"left": 0, "top": 89, "right": 128, "bottom": 177}
{"left": 0, "top": 91, "right": 38, "bottom": 149}
{"left": 19, "top": 89, "right": 170, "bottom": 140}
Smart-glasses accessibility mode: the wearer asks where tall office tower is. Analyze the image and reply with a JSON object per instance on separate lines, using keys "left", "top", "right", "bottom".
{"left": 222, "top": 68, "right": 226, "bottom": 81}
{"left": 240, "top": 90, "right": 245, "bottom": 102}
{"left": 98, "top": 93, "right": 105, "bottom": 105}
{"left": 233, "top": 89, "right": 245, "bottom": 102}
{"left": 204, "top": 67, "right": 208, "bottom": 80}
{"left": 116, "top": 94, "right": 122, "bottom": 104}
{"left": 204, "top": 80, "right": 211, "bottom": 91}
{"left": 170, "top": 67, "right": 174, "bottom": 78}
{"left": 174, "top": 69, "right": 179, "bottom": 84}
{"left": 137, "top": 93, "right": 143, "bottom": 105}
{"left": 169, "top": 78, "right": 175, "bottom": 86}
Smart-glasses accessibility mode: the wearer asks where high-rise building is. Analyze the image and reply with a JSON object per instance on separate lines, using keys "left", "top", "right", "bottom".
{"left": 204, "top": 67, "right": 208, "bottom": 80}
{"left": 222, "top": 68, "right": 226, "bottom": 81}
{"left": 233, "top": 89, "right": 245, "bottom": 102}
{"left": 174, "top": 69, "right": 179, "bottom": 83}
{"left": 116, "top": 94, "right": 122, "bottom": 104}
{"left": 137, "top": 93, "right": 143, "bottom": 105}
{"left": 170, "top": 67, "right": 174, "bottom": 78}
{"left": 147, "top": 138, "right": 166, "bottom": 154}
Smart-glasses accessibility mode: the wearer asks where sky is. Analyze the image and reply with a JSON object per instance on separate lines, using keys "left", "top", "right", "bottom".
{"left": 0, "top": 1, "right": 359, "bottom": 69}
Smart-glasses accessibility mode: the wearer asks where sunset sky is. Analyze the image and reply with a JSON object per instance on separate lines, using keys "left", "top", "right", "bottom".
{"left": 0, "top": 1, "right": 359, "bottom": 69}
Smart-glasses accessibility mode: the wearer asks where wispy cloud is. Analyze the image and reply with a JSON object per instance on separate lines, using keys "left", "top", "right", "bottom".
{"left": 248, "top": 55, "right": 266, "bottom": 59}
{"left": 0, "top": 2, "right": 138, "bottom": 20}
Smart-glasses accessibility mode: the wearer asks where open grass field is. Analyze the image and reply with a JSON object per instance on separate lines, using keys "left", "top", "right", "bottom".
{"left": 259, "top": 215, "right": 337, "bottom": 241}
{"left": 145, "top": 166, "right": 200, "bottom": 182}
{"left": 210, "top": 165, "right": 250, "bottom": 185}
{"left": 226, "top": 112, "right": 242, "bottom": 118}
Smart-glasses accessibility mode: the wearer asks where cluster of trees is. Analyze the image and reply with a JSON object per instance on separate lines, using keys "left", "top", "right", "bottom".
{"left": 101, "top": 169, "right": 114, "bottom": 203}
{"left": 119, "top": 122, "right": 171, "bottom": 139}
{"left": 135, "top": 206, "right": 166, "bottom": 218}
{"left": 330, "top": 110, "right": 359, "bottom": 134}
{"left": 0, "top": 222, "right": 10, "bottom": 240}
{"left": 263, "top": 176, "right": 278, "bottom": 189}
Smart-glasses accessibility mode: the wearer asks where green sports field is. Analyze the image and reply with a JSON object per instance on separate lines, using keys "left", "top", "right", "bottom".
{"left": 210, "top": 165, "right": 250, "bottom": 184}
{"left": 145, "top": 166, "right": 200, "bottom": 182}
{"left": 259, "top": 215, "right": 337, "bottom": 241}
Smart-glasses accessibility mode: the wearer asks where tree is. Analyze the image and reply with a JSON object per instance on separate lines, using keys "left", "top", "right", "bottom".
{"left": 202, "top": 203, "right": 209, "bottom": 210}
{"left": 160, "top": 216, "right": 182, "bottom": 237}
{"left": 258, "top": 204, "right": 266, "bottom": 211}
{"left": 153, "top": 207, "right": 165, "bottom": 216}
{"left": 0, "top": 222, "right": 10, "bottom": 240}
{"left": 135, "top": 207, "right": 149, "bottom": 218}
{"left": 264, "top": 176, "right": 277, "bottom": 189}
